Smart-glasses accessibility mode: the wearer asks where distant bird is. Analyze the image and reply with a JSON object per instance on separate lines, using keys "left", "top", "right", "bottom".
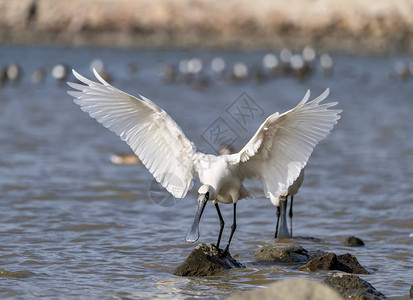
{"left": 110, "top": 153, "right": 141, "bottom": 165}
{"left": 211, "top": 57, "right": 226, "bottom": 77}
{"left": 302, "top": 46, "right": 316, "bottom": 65}
{"left": 230, "top": 62, "right": 249, "bottom": 82}
{"left": 6, "top": 63, "right": 22, "bottom": 83}
{"left": 279, "top": 48, "right": 292, "bottom": 74}
{"left": 290, "top": 54, "right": 310, "bottom": 80}
{"left": 0, "top": 66, "right": 7, "bottom": 85}
{"left": 52, "top": 63, "right": 69, "bottom": 83}
{"left": 274, "top": 168, "right": 304, "bottom": 238}
{"left": 90, "top": 59, "right": 112, "bottom": 83}
{"left": 262, "top": 53, "right": 279, "bottom": 76}
{"left": 31, "top": 68, "right": 46, "bottom": 84}
{"left": 394, "top": 61, "right": 409, "bottom": 81}
{"left": 68, "top": 69, "right": 341, "bottom": 254}
{"left": 320, "top": 54, "right": 333, "bottom": 77}
{"left": 178, "top": 59, "right": 192, "bottom": 83}
{"left": 160, "top": 64, "right": 178, "bottom": 83}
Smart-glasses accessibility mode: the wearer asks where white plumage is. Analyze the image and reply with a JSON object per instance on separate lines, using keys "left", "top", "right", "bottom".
{"left": 68, "top": 69, "right": 341, "bottom": 253}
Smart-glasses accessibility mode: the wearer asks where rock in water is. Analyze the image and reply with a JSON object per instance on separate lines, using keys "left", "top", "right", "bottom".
{"left": 298, "top": 252, "right": 339, "bottom": 272}
{"left": 336, "top": 253, "right": 369, "bottom": 274}
{"left": 174, "top": 243, "right": 245, "bottom": 276}
{"left": 228, "top": 277, "right": 343, "bottom": 300}
{"left": 344, "top": 236, "right": 365, "bottom": 247}
{"left": 298, "top": 252, "right": 369, "bottom": 274}
{"left": 323, "top": 274, "right": 389, "bottom": 299}
{"left": 253, "top": 246, "right": 311, "bottom": 263}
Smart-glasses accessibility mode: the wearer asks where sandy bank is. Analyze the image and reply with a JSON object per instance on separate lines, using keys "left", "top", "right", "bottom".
{"left": 1, "top": 0, "right": 412, "bottom": 53}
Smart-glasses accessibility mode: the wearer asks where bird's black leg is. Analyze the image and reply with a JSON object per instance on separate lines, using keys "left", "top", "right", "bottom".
{"left": 275, "top": 206, "right": 280, "bottom": 238}
{"left": 289, "top": 195, "right": 294, "bottom": 237}
{"left": 223, "top": 203, "right": 237, "bottom": 255}
{"left": 214, "top": 202, "right": 225, "bottom": 249}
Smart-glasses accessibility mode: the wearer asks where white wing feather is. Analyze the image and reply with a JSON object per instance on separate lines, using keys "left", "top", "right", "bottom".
{"left": 67, "top": 69, "right": 196, "bottom": 198}
{"left": 228, "top": 89, "right": 341, "bottom": 203}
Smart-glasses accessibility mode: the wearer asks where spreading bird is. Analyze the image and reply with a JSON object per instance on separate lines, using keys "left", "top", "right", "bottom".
{"left": 274, "top": 168, "right": 304, "bottom": 239}
{"left": 67, "top": 69, "right": 341, "bottom": 254}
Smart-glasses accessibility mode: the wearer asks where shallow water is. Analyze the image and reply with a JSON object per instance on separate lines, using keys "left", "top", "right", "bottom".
{"left": 0, "top": 45, "right": 412, "bottom": 299}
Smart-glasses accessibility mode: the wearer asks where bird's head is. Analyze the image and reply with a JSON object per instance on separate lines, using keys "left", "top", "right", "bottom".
{"left": 197, "top": 184, "right": 216, "bottom": 202}
{"left": 270, "top": 192, "right": 287, "bottom": 207}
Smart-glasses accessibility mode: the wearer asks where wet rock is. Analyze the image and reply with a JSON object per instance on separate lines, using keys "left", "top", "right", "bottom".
{"left": 298, "top": 252, "right": 369, "bottom": 274}
{"left": 337, "top": 253, "right": 369, "bottom": 274}
{"left": 410, "top": 284, "right": 413, "bottom": 299}
{"left": 253, "top": 245, "right": 310, "bottom": 263}
{"left": 299, "top": 252, "right": 340, "bottom": 272}
{"left": 344, "top": 236, "right": 365, "bottom": 247}
{"left": 227, "top": 277, "right": 343, "bottom": 300}
{"left": 323, "top": 274, "right": 389, "bottom": 299}
{"left": 174, "top": 243, "right": 244, "bottom": 277}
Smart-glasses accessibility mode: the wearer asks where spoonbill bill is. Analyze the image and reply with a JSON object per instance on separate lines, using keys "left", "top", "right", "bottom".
{"left": 274, "top": 168, "right": 304, "bottom": 239}
{"left": 67, "top": 69, "right": 341, "bottom": 254}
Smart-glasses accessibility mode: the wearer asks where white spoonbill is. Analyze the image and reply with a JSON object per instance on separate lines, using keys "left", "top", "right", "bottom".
{"left": 67, "top": 69, "right": 341, "bottom": 254}
{"left": 274, "top": 168, "right": 304, "bottom": 239}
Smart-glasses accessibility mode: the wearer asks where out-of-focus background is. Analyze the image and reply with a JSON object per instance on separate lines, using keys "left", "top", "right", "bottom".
{"left": 1, "top": 0, "right": 413, "bottom": 52}
{"left": 1, "top": 1, "right": 412, "bottom": 300}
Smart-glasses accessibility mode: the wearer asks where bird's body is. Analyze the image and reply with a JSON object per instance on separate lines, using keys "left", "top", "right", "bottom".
{"left": 68, "top": 69, "right": 341, "bottom": 253}
{"left": 195, "top": 154, "right": 247, "bottom": 205}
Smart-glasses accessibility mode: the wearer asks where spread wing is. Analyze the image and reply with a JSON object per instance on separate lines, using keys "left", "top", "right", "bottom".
{"left": 67, "top": 69, "right": 196, "bottom": 198}
{"left": 228, "top": 89, "right": 341, "bottom": 203}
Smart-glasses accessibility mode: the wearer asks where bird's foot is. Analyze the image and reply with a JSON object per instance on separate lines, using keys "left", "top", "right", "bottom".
{"left": 219, "top": 247, "right": 230, "bottom": 258}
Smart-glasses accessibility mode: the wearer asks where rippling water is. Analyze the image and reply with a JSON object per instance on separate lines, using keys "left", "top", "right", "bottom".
{"left": 0, "top": 46, "right": 412, "bottom": 299}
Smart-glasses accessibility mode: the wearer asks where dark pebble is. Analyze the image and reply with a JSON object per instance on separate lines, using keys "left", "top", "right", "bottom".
{"left": 345, "top": 236, "right": 365, "bottom": 247}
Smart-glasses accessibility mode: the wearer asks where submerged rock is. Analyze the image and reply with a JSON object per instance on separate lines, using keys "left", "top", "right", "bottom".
{"left": 174, "top": 243, "right": 244, "bottom": 277}
{"left": 323, "top": 274, "right": 389, "bottom": 299}
{"left": 0, "top": 268, "right": 34, "bottom": 278}
{"left": 344, "top": 236, "right": 365, "bottom": 247}
{"left": 298, "top": 252, "right": 369, "bottom": 274}
{"left": 253, "top": 246, "right": 310, "bottom": 263}
{"left": 227, "top": 277, "right": 343, "bottom": 300}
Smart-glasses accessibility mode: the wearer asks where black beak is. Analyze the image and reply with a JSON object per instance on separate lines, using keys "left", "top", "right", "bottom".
{"left": 277, "top": 196, "right": 290, "bottom": 238}
{"left": 185, "top": 193, "right": 208, "bottom": 243}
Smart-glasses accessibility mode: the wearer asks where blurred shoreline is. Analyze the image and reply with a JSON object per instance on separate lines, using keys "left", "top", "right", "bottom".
{"left": 1, "top": 0, "right": 413, "bottom": 53}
